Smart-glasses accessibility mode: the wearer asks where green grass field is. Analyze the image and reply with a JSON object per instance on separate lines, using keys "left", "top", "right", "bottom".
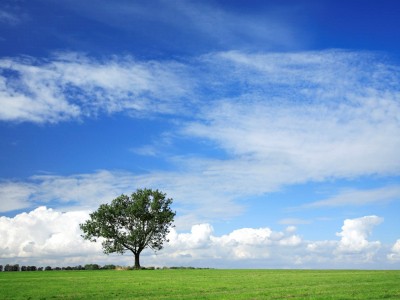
{"left": 0, "top": 269, "right": 399, "bottom": 299}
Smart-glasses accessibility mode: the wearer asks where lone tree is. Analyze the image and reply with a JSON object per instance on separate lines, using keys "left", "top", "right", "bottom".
{"left": 80, "top": 188, "right": 175, "bottom": 269}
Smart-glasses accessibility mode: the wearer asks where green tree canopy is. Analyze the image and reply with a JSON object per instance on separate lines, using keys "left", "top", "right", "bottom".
{"left": 80, "top": 188, "right": 175, "bottom": 269}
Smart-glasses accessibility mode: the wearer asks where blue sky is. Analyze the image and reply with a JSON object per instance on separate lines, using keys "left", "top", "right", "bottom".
{"left": 1, "top": 0, "right": 400, "bottom": 269}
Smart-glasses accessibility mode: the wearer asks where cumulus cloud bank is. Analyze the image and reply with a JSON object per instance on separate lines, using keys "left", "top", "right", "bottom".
{"left": 335, "top": 216, "right": 383, "bottom": 263}
{"left": 387, "top": 240, "right": 400, "bottom": 262}
{"left": 0, "top": 207, "right": 396, "bottom": 268}
{"left": 0, "top": 207, "right": 102, "bottom": 266}
{"left": 165, "top": 224, "right": 301, "bottom": 264}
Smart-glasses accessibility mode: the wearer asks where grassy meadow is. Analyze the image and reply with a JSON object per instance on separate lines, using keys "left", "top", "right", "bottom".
{"left": 0, "top": 269, "right": 399, "bottom": 299}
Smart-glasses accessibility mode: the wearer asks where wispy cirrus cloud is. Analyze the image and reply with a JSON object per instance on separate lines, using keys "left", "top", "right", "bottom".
{"left": 303, "top": 186, "right": 400, "bottom": 208}
{"left": 171, "top": 1, "right": 299, "bottom": 50}
{"left": 0, "top": 170, "right": 136, "bottom": 213}
{"left": 181, "top": 94, "right": 400, "bottom": 197}
{"left": 0, "top": 170, "right": 245, "bottom": 228}
{"left": 0, "top": 181, "right": 35, "bottom": 212}
{"left": 0, "top": 53, "right": 193, "bottom": 123}
{"left": 0, "top": 9, "right": 20, "bottom": 26}
{"left": 182, "top": 50, "right": 400, "bottom": 189}
{"left": 1, "top": 50, "right": 400, "bottom": 225}
{"left": 49, "top": 0, "right": 301, "bottom": 51}
{"left": 279, "top": 218, "right": 312, "bottom": 225}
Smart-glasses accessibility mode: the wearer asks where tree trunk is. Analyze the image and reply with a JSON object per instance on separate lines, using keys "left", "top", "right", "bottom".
{"left": 134, "top": 252, "right": 141, "bottom": 269}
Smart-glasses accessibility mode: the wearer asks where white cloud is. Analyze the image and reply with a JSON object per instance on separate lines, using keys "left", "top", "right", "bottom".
{"left": 30, "top": 170, "right": 135, "bottom": 209}
{"left": 3, "top": 48, "right": 399, "bottom": 131}
{"left": 304, "top": 186, "right": 400, "bottom": 208}
{"left": 0, "top": 170, "right": 245, "bottom": 228}
{"left": 279, "top": 218, "right": 311, "bottom": 225}
{"left": 1, "top": 209, "right": 396, "bottom": 268}
{"left": 304, "top": 216, "right": 386, "bottom": 266}
{"left": 0, "top": 207, "right": 301, "bottom": 267}
{"left": 1, "top": 175, "right": 398, "bottom": 234}
{"left": 334, "top": 216, "right": 383, "bottom": 263}
{"left": 0, "top": 170, "right": 135, "bottom": 213}
{"left": 0, "top": 53, "right": 192, "bottom": 123}
{"left": 0, "top": 64, "right": 81, "bottom": 123}
{"left": 0, "top": 182, "right": 35, "bottom": 212}
{"left": 163, "top": 217, "right": 393, "bottom": 268}
{"left": 161, "top": 223, "right": 302, "bottom": 265}
{"left": 168, "top": 224, "right": 214, "bottom": 250}
{"left": 183, "top": 97, "right": 400, "bottom": 187}
{"left": 336, "top": 216, "right": 383, "bottom": 253}
{"left": 1, "top": 50, "right": 400, "bottom": 229}
{"left": 387, "top": 240, "right": 400, "bottom": 262}
{"left": 0, "top": 207, "right": 101, "bottom": 264}
{"left": 180, "top": 52, "right": 400, "bottom": 193}
{"left": 130, "top": 145, "right": 158, "bottom": 156}
{"left": 306, "top": 240, "right": 337, "bottom": 254}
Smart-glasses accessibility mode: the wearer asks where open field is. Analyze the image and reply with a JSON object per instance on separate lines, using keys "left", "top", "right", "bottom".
{"left": 0, "top": 269, "right": 399, "bottom": 299}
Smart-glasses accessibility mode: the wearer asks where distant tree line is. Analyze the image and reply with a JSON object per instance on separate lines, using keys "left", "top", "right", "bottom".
{"left": 0, "top": 264, "right": 211, "bottom": 271}
{"left": 0, "top": 264, "right": 117, "bottom": 272}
